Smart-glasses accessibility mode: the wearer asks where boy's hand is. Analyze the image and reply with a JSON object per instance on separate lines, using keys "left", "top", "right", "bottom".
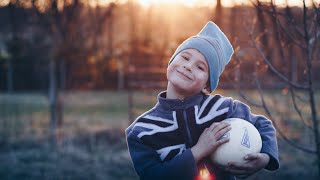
{"left": 224, "top": 153, "right": 270, "bottom": 178}
{"left": 191, "top": 122, "right": 231, "bottom": 163}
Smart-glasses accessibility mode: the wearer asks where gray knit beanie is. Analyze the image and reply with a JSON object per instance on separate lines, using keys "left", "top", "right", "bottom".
{"left": 168, "top": 21, "right": 234, "bottom": 92}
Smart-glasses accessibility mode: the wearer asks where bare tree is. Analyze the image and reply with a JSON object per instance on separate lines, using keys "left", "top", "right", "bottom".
{"left": 6, "top": 1, "right": 16, "bottom": 93}
{"left": 30, "top": 0, "right": 78, "bottom": 145}
{"left": 127, "top": 0, "right": 138, "bottom": 123}
{"left": 27, "top": 0, "right": 116, "bottom": 145}
{"left": 238, "top": 0, "right": 319, "bottom": 175}
{"left": 213, "top": 0, "right": 223, "bottom": 26}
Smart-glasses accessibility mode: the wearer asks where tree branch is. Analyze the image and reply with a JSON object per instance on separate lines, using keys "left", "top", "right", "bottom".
{"left": 249, "top": 32, "right": 309, "bottom": 89}
{"left": 237, "top": 90, "right": 263, "bottom": 108}
{"left": 274, "top": 16, "right": 306, "bottom": 49}
{"left": 289, "top": 87, "right": 313, "bottom": 130}
{"left": 302, "top": 0, "right": 320, "bottom": 173}
{"left": 309, "top": 8, "right": 320, "bottom": 54}
{"left": 253, "top": 0, "right": 307, "bottom": 47}
{"left": 254, "top": 74, "right": 316, "bottom": 154}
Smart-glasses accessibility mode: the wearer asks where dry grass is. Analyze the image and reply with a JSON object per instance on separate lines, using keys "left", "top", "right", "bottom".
{"left": 0, "top": 129, "right": 138, "bottom": 180}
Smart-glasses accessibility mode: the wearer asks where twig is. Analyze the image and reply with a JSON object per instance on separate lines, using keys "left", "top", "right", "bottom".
{"left": 249, "top": 32, "right": 309, "bottom": 89}
{"left": 254, "top": 75, "right": 316, "bottom": 154}
{"left": 237, "top": 90, "right": 263, "bottom": 108}
{"left": 250, "top": 0, "right": 290, "bottom": 17}
{"left": 275, "top": 16, "right": 306, "bottom": 49}
{"left": 289, "top": 87, "right": 313, "bottom": 130}
{"left": 302, "top": 0, "right": 320, "bottom": 174}
{"left": 231, "top": 55, "right": 263, "bottom": 108}
{"left": 253, "top": 0, "right": 307, "bottom": 48}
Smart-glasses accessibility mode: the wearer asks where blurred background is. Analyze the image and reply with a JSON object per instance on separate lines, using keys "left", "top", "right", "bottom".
{"left": 0, "top": 0, "right": 319, "bottom": 179}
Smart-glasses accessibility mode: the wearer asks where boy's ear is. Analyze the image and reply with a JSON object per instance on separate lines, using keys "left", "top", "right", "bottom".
{"left": 201, "top": 86, "right": 211, "bottom": 94}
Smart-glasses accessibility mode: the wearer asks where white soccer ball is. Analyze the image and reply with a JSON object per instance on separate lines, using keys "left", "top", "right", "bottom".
{"left": 210, "top": 118, "right": 262, "bottom": 167}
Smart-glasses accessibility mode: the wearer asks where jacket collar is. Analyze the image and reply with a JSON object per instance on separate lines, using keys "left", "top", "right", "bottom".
{"left": 157, "top": 91, "right": 204, "bottom": 110}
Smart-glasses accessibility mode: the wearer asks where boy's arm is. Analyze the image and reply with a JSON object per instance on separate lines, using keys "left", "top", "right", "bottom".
{"left": 126, "top": 129, "right": 198, "bottom": 180}
{"left": 223, "top": 98, "right": 280, "bottom": 171}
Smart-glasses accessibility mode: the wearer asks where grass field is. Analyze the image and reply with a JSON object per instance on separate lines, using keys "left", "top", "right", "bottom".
{"left": 0, "top": 90, "right": 319, "bottom": 179}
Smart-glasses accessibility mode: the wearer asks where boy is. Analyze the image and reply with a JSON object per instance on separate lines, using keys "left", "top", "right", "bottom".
{"left": 125, "top": 21, "right": 279, "bottom": 180}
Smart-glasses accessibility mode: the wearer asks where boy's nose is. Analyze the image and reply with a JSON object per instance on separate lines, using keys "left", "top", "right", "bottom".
{"left": 183, "top": 62, "right": 192, "bottom": 71}
{"left": 183, "top": 65, "right": 191, "bottom": 72}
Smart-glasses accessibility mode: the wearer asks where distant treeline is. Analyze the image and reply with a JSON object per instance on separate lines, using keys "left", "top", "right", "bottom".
{"left": 0, "top": 1, "right": 319, "bottom": 91}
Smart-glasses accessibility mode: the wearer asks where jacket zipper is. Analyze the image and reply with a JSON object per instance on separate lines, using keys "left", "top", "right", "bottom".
{"left": 183, "top": 110, "right": 193, "bottom": 148}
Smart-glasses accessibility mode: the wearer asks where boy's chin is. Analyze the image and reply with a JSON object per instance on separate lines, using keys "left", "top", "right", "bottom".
{"left": 169, "top": 81, "right": 204, "bottom": 94}
{"left": 173, "top": 85, "right": 202, "bottom": 95}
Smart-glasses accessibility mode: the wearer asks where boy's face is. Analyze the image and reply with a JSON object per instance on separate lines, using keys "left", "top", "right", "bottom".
{"left": 167, "top": 49, "right": 209, "bottom": 96}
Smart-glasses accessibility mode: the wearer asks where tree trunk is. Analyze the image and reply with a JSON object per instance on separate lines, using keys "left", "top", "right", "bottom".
{"left": 303, "top": 2, "right": 320, "bottom": 174}
{"left": 6, "top": 60, "right": 13, "bottom": 93}
{"left": 127, "top": 0, "right": 137, "bottom": 123}
{"left": 48, "top": 59, "right": 58, "bottom": 146}
{"left": 7, "top": 2, "right": 16, "bottom": 94}
{"left": 117, "top": 58, "right": 124, "bottom": 90}
{"left": 214, "top": 0, "right": 222, "bottom": 26}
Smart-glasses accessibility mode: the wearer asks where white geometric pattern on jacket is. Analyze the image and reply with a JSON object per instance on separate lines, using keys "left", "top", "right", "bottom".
{"left": 133, "top": 96, "right": 229, "bottom": 161}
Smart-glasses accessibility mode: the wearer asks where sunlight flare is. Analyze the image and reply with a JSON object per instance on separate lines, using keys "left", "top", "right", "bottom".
{"left": 0, "top": 0, "right": 10, "bottom": 7}
{"left": 137, "top": 0, "right": 214, "bottom": 7}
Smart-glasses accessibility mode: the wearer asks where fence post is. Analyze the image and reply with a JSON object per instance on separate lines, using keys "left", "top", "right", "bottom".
{"left": 6, "top": 60, "right": 13, "bottom": 93}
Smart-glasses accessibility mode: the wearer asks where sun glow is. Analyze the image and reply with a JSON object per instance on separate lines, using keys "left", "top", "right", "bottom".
{"left": 0, "top": 0, "right": 9, "bottom": 7}
{"left": 137, "top": 0, "right": 214, "bottom": 7}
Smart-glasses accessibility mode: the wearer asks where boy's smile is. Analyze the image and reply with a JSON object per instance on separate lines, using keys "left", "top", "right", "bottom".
{"left": 176, "top": 69, "right": 192, "bottom": 81}
{"left": 167, "top": 48, "right": 209, "bottom": 98}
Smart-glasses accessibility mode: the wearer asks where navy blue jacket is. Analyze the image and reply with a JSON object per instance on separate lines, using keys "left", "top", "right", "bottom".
{"left": 126, "top": 92, "right": 279, "bottom": 180}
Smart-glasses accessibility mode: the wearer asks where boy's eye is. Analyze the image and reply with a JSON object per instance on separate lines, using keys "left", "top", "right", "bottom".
{"left": 182, "top": 56, "right": 189, "bottom": 60}
{"left": 198, "top": 66, "right": 204, "bottom": 71}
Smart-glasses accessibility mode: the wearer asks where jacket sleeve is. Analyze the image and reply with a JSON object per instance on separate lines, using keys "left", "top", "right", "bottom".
{"left": 222, "top": 98, "right": 280, "bottom": 171}
{"left": 125, "top": 127, "right": 198, "bottom": 180}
